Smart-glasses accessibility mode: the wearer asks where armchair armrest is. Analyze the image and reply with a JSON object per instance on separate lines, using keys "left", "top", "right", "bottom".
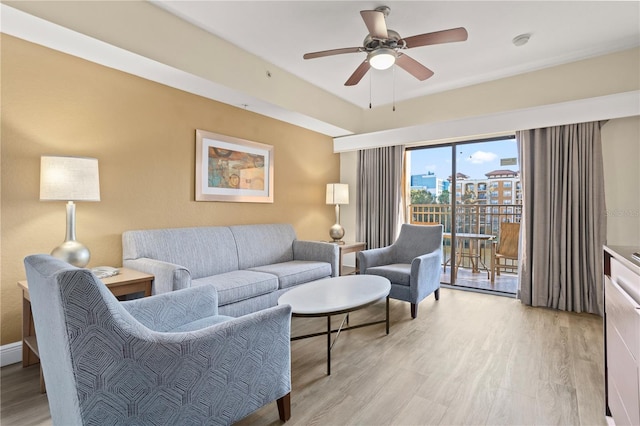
{"left": 116, "top": 304, "right": 292, "bottom": 424}
{"left": 358, "top": 246, "right": 395, "bottom": 271}
{"left": 411, "top": 249, "right": 442, "bottom": 276}
{"left": 410, "top": 249, "right": 442, "bottom": 298}
{"left": 123, "top": 257, "right": 191, "bottom": 294}
{"left": 121, "top": 285, "right": 219, "bottom": 332}
{"left": 293, "top": 240, "right": 340, "bottom": 277}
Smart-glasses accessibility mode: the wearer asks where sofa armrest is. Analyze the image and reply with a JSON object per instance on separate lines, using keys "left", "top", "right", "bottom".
{"left": 121, "top": 285, "right": 219, "bottom": 331}
{"left": 123, "top": 258, "right": 191, "bottom": 294}
{"left": 358, "top": 246, "right": 395, "bottom": 272}
{"left": 293, "top": 240, "right": 340, "bottom": 277}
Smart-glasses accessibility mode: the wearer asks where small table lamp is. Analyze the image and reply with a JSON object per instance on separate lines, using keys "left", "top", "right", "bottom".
{"left": 40, "top": 156, "right": 100, "bottom": 267}
{"left": 326, "top": 183, "right": 349, "bottom": 244}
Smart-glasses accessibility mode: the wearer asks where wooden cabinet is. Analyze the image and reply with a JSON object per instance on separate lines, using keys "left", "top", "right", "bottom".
{"left": 604, "top": 245, "right": 640, "bottom": 425}
{"left": 18, "top": 268, "right": 154, "bottom": 393}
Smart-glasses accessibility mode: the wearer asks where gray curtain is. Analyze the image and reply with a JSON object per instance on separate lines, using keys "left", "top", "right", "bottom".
{"left": 517, "top": 121, "right": 606, "bottom": 315}
{"left": 356, "top": 146, "right": 404, "bottom": 249}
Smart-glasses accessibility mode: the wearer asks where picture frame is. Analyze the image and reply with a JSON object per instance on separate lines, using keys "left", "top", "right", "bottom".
{"left": 195, "top": 130, "right": 274, "bottom": 203}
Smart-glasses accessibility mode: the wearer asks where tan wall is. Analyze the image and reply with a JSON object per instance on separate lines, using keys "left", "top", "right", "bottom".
{"left": 1, "top": 35, "right": 339, "bottom": 345}
{"left": 602, "top": 116, "right": 640, "bottom": 245}
{"left": 5, "top": 0, "right": 362, "bottom": 134}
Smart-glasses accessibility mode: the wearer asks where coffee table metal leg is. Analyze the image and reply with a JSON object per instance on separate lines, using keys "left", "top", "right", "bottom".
{"left": 327, "top": 315, "right": 331, "bottom": 375}
{"left": 386, "top": 296, "right": 390, "bottom": 334}
{"left": 289, "top": 296, "right": 390, "bottom": 376}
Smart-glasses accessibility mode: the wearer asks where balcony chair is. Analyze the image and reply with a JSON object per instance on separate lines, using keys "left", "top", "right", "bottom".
{"left": 358, "top": 224, "right": 443, "bottom": 319}
{"left": 23, "top": 254, "right": 292, "bottom": 426}
{"left": 492, "top": 222, "right": 520, "bottom": 283}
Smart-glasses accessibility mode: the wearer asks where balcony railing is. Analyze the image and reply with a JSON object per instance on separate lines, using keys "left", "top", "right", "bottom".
{"left": 409, "top": 203, "right": 521, "bottom": 274}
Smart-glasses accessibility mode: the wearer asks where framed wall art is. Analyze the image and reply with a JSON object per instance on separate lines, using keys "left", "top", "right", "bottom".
{"left": 195, "top": 130, "right": 274, "bottom": 202}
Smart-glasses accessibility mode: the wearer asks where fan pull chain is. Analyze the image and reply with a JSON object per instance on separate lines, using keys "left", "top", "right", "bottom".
{"left": 369, "top": 72, "right": 372, "bottom": 109}
{"left": 392, "top": 65, "right": 396, "bottom": 112}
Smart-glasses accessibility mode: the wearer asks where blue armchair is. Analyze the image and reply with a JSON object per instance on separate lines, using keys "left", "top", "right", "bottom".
{"left": 23, "top": 254, "right": 292, "bottom": 425}
{"left": 358, "top": 224, "right": 443, "bottom": 319}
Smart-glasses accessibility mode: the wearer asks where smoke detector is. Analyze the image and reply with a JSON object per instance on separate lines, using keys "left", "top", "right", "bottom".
{"left": 512, "top": 33, "right": 531, "bottom": 47}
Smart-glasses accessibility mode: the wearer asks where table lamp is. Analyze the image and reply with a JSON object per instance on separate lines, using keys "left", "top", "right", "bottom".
{"left": 40, "top": 156, "right": 100, "bottom": 267}
{"left": 326, "top": 183, "right": 349, "bottom": 243}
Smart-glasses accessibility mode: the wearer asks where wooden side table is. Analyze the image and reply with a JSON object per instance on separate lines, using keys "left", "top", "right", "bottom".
{"left": 336, "top": 241, "right": 367, "bottom": 276}
{"left": 18, "top": 267, "right": 154, "bottom": 393}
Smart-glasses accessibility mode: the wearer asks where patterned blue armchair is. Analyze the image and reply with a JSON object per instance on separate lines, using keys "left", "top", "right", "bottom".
{"left": 24, "top": 254, "right": 292, "bottom": 425}
{"left": 358, "top": 224, "right": 443, "bottom": 319}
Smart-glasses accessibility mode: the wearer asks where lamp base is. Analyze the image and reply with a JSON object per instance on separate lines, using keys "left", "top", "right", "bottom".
{"left": 51, "top": 240, "right": 90, "bottom": 267}
{"left": 329, "top": 223, "right": 345, "bottom": 243}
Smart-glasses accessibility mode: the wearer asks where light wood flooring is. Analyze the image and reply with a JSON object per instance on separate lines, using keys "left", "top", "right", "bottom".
{"left": 1, "top": 288, "right": 606, "bottom": 426}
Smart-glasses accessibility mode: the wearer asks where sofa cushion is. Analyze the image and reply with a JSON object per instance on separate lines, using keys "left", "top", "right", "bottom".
{"left": 366, "top": 264, "right": 411, "bottom": 286}
{"left": 249, "top": 261, "right": 332, "bottom": 289}
{"left": 230, "top": 224, "right": 296, "bottom": 269}
{"left": 192, "top": 270, "right": 278, "bottom": 306}
{"left": 167, "top": 315, "right": 235, "bottom": 332}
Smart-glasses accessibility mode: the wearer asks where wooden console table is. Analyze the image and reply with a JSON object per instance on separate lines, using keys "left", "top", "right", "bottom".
{"left": 18, "top": 268, "right": 154, "bottom": 393}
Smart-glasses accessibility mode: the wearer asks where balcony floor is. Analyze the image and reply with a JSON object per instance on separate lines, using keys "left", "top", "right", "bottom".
{"left": 440, "top": 266, "right": 518, "bottom": 295}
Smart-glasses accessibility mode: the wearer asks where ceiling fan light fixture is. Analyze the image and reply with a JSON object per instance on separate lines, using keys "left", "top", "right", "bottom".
{"left": 368, "top": 48, "right": 396, "bottom": 70}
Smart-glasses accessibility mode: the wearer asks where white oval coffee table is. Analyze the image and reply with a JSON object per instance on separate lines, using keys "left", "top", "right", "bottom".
{"left": 278, "top": 275, "right": 391, "bottom": 375}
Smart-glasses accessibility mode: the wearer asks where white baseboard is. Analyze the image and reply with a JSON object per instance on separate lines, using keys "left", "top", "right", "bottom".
{"left": 1, "top": 341, "right": 22, "bottom": 367}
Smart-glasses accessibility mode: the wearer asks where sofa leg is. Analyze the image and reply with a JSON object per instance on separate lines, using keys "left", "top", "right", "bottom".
{"left": 411, "top": 303, "right": 417, "bottom": 319}
{"left": 435, "top": 288, "right": 440, "bottom": 301}
{"left": 277, "top": 392, "right": 291, "bottom": 422}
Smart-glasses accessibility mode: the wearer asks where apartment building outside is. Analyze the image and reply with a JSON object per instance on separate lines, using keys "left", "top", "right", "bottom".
{"left": 450, "top": 169, "right": 522, "bottom": 233}
{"left": 453, "top": 169, "right": 521, "bottom": 205}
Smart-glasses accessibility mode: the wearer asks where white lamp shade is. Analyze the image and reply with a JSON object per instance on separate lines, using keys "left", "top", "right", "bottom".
{"left": 326, "top": 183, "right": 349, "bottom": 205}
{"left": 40, "top": 156, "right": 101, "bottom": 201}
{"left": 368, "top": 48, "right": 396, "bottom": 70}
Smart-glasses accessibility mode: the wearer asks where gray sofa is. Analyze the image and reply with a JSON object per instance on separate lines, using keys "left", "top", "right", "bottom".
{"left": 123, "top": 223, "right": 338, "bottom": 316}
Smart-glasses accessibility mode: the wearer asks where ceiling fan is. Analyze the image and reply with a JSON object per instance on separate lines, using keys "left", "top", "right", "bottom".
{"left": 303, "top": 6, "right": 468, "bottom": 86}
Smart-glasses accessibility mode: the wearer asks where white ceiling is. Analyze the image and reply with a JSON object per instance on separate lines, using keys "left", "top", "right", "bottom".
{"left": 152, "top": 1, "right": 640, "bottom": 109}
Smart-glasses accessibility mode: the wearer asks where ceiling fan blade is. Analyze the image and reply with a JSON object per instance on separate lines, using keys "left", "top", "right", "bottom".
{"left": 345, "top": 60, "right": 371, "bottom": 86}
{"left": 395, "top": 53, "right": 434, "bottom": 81}
{"left": 303, "top": 47, "right": 361, "bottom": 60}
{"left": 360, "top": 10, "right": 388, "bottom": 39}
{"left": 402, "top": 27, "right": 468, "bottom": 49}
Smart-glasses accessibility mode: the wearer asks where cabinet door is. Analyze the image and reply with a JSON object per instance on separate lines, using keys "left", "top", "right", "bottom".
{"left": 606, "top": 275, "right": 640, "bottom": 426}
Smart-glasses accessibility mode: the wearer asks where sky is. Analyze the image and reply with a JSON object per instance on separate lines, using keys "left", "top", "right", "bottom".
{"left": 409, "top": 138, "right": 519, "bottom": 180}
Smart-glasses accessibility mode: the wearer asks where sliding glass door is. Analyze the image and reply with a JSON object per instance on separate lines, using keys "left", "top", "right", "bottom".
{"left": 407, "top": 137, "right": 519, "bottom": 294}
